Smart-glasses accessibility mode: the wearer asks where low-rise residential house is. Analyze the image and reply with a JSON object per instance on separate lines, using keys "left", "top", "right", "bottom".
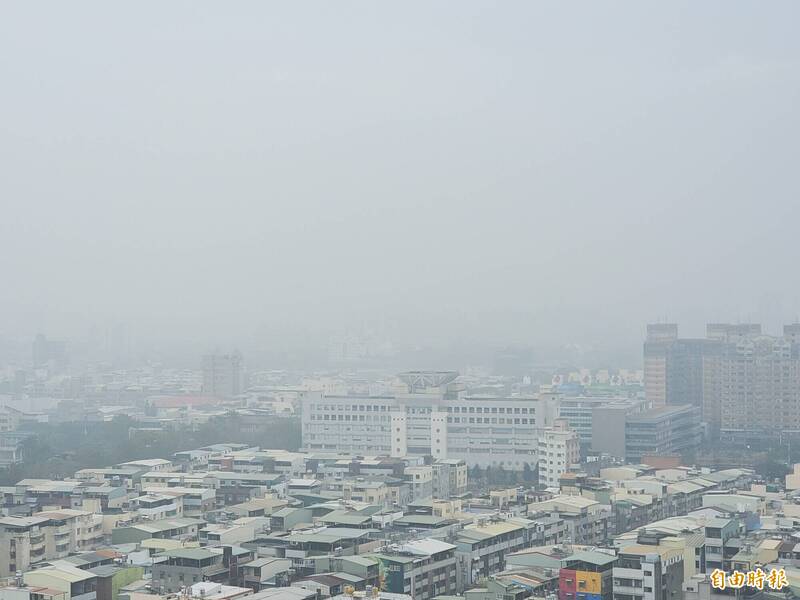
{"left": 730, "top": 538, "right": 781, "bottom": 572}
{"left": 244, "top": 587, "right": 318, "bottom": 600}
{"left": 173, "top": 449, "right": 218, "bottom": 471}
{"left": 270, "top": 508, "right": 314, "bottom": 532}
{"left": 200, "top": 523, "right": 258, "bottom": 546}
{"left": 139, "top": 471, "right": 205, "bottom": 488}
{"left": 702, "top": 517, "right": 740, "bottom": 573}
{"left": 23, "top": 564, "right": 98, "bottom": 600}
{"left": 614, "top": 515, "right": 709, "bottom": 578}
{"left": 634, "top": 528, "right": 706, "bottom": 582}
{"left": 0, "top": 510, "right": 104, "bottom": 578}
{"left": 451, "top": 518, "right": 533, "bottom": 587}
{"left": 74, "top": 468, "right": 146, "bottom": 491}
{"left": 681, "top": 573, "right": 730, "bottom": 600}
{"left": 151, "top": 546, "right": 254, "bottom": 593}
{"left": 613, "top": 544, "right": 683, "bottom": 600}
{"left": 432, "top": 459, "right": 468, "bottom": 499}
{"left": 392, "top": 514, "right": 458, "bottom": 534}
{"left": 701, "top": 492, "right": 765, "bottom": 516}
{"left": 0, "top": 585, "right": 68, "bottom": 600}
{"left": 56, "top": 552, "right": 116, "bottom": 571}
{"left": 317, "top": 511, "right": 376, "bottom": 530}
{"left": 664, "top": 480, "right": 707, "bottom": 516}
{"left": 241, "top": 557, "right": 292, "bottom": 590}
{"left": 464, "top": 576, "right": 534, "bottom": 600}
{"left": 559, "top": 550, "right": 616, "bottom": 600}
{"left": 610, "top": 493, "right": 663, "bottom": 537}
{"left": 257, "top": 452, "right": 307, "bottom": 479}
{"left": 777, "top": 540, "right": 799, "bottom": 566}
{"left": 370, "top": 539, "right": 458, "bottom": 600}
{"left": 131, "top": 493, "right": 183, "bottom": 521}
{"left": 80, "top": 485, "right": 128, "bottom": 513}
{"left": 141, "top": 537, "right": 201, "bottom": 556}
{"left": 110, "top": 517, "right": 205, "bottom": 545}
{"left": 286, "top": 480, "right": 323, "bottom": 497}
{"left": 86, "top": 565, "right": 144, "bottom": 600}
{"left": 115, "top": 459, "right": 174, "bottom": 473}
{"left": 529, "top": 496, "right": 611, "bottom": 545}
{"left": 16, "top": 480, "right": 86, "bottom": 511}
{"left": 282, "top": 527, "right": 378, "bottom": 576}
{"left": 294, "top": 573, "right": 363, "bottom": 598}
{"left": 340, "top": 480, "right": 388, "bottom": 506}
{"left": 37, "top": 510, "right": 104, "bottom": 554}
{"left": 403, "top": 467, "right": 433, "bottom": 503}
{"left": 225, "top": 497, "right": 288, "bottom": 519}
{"left": 0, "top": 515, "right": 54, "bottom": 577}
{"left": 215, "top": 473, "right": 283, "bottom": 506}
{"left": 140, "top": 487, "right": 217, "bottom": 518}
{"left": 311, "top": 555, "right": 380, "bottom": 588}
{"left": 185, "top": 582, "right": 254, "bottom": 600}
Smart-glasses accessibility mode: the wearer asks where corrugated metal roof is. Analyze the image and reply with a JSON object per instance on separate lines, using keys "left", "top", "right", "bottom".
{"left": 400, "top": 538, "right": 456, "bottom": 556}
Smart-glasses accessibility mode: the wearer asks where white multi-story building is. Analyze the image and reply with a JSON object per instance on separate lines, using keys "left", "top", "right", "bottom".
{"left": 432, "top": 458, "right": 468, "bottom": 499}
{"left": 404, "top": 465, "right": 434, "bottom": 501}
{"left": 131, "top": 492, "right": 184, "bottom": 520}
{"left": 301, "top": 385, "right": 559, "bottom": 470}
{"left": 0, "top": 509, "right": 103, "bottom": 578}
{"left": 613, "top": 544, "right": 684, "bottom": 600}
{"left": 538, "top": 419, "right": 580, "bottom": 488}
{"left": 116, "top": 458, "right": 175, "bottom": 472}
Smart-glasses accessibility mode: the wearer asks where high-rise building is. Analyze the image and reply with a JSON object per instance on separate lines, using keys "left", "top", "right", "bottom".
{"left": 538, "top": 419, "right": 580, "bottom": 488}
{"left": 643, "top": 324, "right": 677, "bottom": 408}
{"left": 32, "top": 333, "right": 68, "bottom": 370}
{"left": 704, "top": 324, "right": 800, "bottom": 439}
{"left": 202, "top": 352, "right": 243, "bottom": 399}
{"left": 643, "top": 324, "right": 712, "bottom": 410}
{"left": 643, "top": 322, "right": 800, "bottom": 437}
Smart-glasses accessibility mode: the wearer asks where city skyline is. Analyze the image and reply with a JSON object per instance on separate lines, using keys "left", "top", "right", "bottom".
{"left": 2, "top": 4, "right": 800, "bottom": 599}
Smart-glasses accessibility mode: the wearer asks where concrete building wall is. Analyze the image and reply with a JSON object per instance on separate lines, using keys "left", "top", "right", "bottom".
{"left": 591, "top": 404, "right": 629, "bottom": 459}
{"left": 302, "top": 391, "right": 560, "bottom": 470}
{"left": 391, "top": 413, "right": 408, "bottom": 458}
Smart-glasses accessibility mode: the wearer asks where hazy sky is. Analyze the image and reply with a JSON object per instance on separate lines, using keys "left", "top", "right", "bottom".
{"left": 2, "top": 2, "right": 799, "bottom": 361}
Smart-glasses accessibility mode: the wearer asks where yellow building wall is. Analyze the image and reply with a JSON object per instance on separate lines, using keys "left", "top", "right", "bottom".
{"left": 575, "top": 571, "right": 602, "bottom": 594}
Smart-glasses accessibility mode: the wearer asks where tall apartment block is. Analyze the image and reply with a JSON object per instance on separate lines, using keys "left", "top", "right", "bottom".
{"left": 644, "top": 322, "right": 800, "bottom": 439}
{"left": 643, "top": 324, "right": 711, "bottom": 410}
{"left": 705, "top": 324, "right": 800, "bottom": 439}
{"left": 301, "top": 371, "right": 559, "bottom": 470}
{"left": 202, "top": 352, "right": 243, "bottom": 399}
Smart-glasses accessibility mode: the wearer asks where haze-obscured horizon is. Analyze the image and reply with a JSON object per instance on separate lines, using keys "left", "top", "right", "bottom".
{"left": 2, "top": 2, "right": 799, "bottom": 368}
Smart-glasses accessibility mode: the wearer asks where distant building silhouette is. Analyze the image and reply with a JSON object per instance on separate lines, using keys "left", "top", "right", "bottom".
{"left": 32, "top": 333, "right": 68, "bottom": 369}
{"left": 202, "top": 351, "right": 243, "bottom": 399}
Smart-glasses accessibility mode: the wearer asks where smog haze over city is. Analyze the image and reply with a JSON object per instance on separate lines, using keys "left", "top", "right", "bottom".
{"left": 2, "top": 2, "right": 800, "bottom": 368}
{"left": 3, "top": 6, "right": 800, "bottom": 599}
